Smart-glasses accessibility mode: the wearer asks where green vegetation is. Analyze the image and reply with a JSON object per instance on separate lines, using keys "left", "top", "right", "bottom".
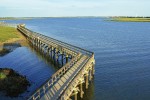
{"left": 0, "top": 68, "right": 30, "bottom": 97}
{"left": 0, "top": 17, "right": 17, "bottom": 20}
{"left": 0, "top": 26, "right": 19, "bottom": 42}
{"left": 0, "top": 17, "right": 33, "bottom": 20}
{"left": 110, "top": 17, "right": 150, "bottom": 22}
{"left": 0, "top": 72, "right": 6, "bottom": 79}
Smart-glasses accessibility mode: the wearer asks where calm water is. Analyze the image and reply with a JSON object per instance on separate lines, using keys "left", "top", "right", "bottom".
{"left": 1, "top": 18, "right": 150, "bottom": 100}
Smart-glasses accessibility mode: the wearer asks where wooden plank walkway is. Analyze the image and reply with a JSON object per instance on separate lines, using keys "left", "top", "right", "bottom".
{"left": 17, "top": 24, "right": 95, "bottom": 100}
{"left": 40, "top": 55, "right": 89, "bottom": 100}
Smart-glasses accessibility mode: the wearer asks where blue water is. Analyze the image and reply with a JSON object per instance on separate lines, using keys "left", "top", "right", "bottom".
{"left": 0, "top": 46, "right": 57, "bottom": 99}
{"left": 1, "top": 18, "right": 150, "bottom": 100}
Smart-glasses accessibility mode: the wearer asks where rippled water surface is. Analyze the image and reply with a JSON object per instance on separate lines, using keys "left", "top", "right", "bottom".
{"left": 1, "top": 18, "right": 150, "bottom": 100}
{"left": 0, "top": 45, "right": 57, "bottom": 99}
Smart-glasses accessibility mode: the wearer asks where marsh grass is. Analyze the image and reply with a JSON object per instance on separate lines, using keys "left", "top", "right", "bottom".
{"left": 0, "top": 17, "right": 33, "bottom": 20}
{"left": 0, "top": 26, "right": 19, "bottom": 42}
{"left": 110, "top": 17, "right": 150, "bottom": 22}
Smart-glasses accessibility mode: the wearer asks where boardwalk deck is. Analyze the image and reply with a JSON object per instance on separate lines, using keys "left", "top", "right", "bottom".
{"left": 40, "top": 55, "right": 88, "bottom": 100}
{"left": 17, "top": 24, "right": 95, "bottom": 100}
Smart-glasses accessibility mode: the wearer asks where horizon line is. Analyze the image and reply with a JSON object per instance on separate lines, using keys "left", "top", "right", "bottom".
{"left": 0, "top": 16, "right": 150, "bottom": 18}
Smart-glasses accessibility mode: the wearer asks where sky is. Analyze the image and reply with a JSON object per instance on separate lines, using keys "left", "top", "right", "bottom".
{"left": 0, "top": 0, "right": 150, "bottom": 17}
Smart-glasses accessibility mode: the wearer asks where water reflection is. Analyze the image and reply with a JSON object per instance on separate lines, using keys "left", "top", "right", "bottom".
{"left": 0, "top": 43, "right": 21, "bottom": 57}
{"left": 0, "top": 42, "right": 58, "bottom": 99}
{"left": 28, "top": 43, "right": 63, "bottom": 70}
{"left": 80, "top": 79, "right": 95, "bottom": 100}
{"left": 3, "top": 18, "right": 150, "bottom": 100}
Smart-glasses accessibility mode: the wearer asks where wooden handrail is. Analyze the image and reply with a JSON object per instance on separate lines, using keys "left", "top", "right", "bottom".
{"left": 61, "top": 54, "right": 94, "bottom": 100}
{"left": 27, "top": 53, "right": 82, "bottom": 100}
{"left": 17, "top": 24, "right": 95, "bottom": 100}
{"left": 17, "top": 25, "right": 93, "bottom": 56}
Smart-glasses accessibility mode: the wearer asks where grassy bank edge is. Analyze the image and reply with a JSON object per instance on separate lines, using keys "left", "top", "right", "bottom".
{"left": 0, "top": 25, "right": 26, "bottom": 46}
{"left": 108, "top": 17, "right": 150, "bottom": 22}
{"left": 0, "top": 17, "right": 33, "bottom": 20}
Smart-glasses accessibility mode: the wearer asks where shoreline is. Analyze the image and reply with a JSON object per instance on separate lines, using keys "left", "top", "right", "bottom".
{"left": 0, "top": 25, "right": 27, "bottom": 47}
{"left": 108, "top": 17, "right": 150, "bottom": 22}
{"left": 0, "top": 17, "right": 33, "bottom": 20}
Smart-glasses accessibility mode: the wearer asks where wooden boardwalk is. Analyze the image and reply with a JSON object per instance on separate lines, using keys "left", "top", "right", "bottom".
{"left": 17, "top": 24, "right": 95, "bottom": 100}
{"left": 41, "top": 55, "right": 88, "bottom": 100}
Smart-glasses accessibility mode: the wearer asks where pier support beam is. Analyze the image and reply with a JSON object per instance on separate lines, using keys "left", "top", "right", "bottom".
{"left": 85, "top": 72, "right": 89, "bottom": 89}
{"left": 54, "top": 49, "right": 59, "bottom": 62}
{"left": 37, "top": 39, "right": 39, "bottom": 47}
{"left": 71, "top": 87, "right": 79, "bottom": 100}
{"left": 41, "top": 45, "right": 45, "bottom": 53}
{"left": 62, "top": 55, "right": 64, "bottom": 65}
{"left": 46, "top": 47, "right": 50, "bottom": 56}
{"left": 92, "top": 64, "right": 95, "bottom": 76}
{"left": 80, "top": 83, "right": 83, "bottom": 98}
{"left": 79, "top": 78, "right": 84, "bottom": 98}
{"left": 89, "top": 67, "right": 93, "bottom": 81}
{"left": 66, "top": 54, "right": 68, "bottom": 63}
{"left": 53, "top": 48, "right": 56, "bottom": 59}
{"left": 50, "top": 47, "right": 54, "bottom": 58}
{"left": 55, "top": 53, "right": 59, "bottom": 62}
{"left": 75, "top": 93, "right": 77, "bottom": 100}
{"left": 39, "top": 43, "right": 42, "bottom": 51}
{"left": 37, "top": 40, "right": 40, "bottom": 48}
{"left": 60, "top": 51, "right": 64, "bottom": 66}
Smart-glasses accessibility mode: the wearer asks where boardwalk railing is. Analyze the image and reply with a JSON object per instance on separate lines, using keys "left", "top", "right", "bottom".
{"left": 61, "top": 54, "right": 95, "bottom": 100}
{"left": 17, "top": 24, "right": 95, "bottom": 100}
{"left": 17, "top": 25, "right": 93, "bottom": 56}
{"left": 28, "top": 53, "right": 82, "bottom": 100}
